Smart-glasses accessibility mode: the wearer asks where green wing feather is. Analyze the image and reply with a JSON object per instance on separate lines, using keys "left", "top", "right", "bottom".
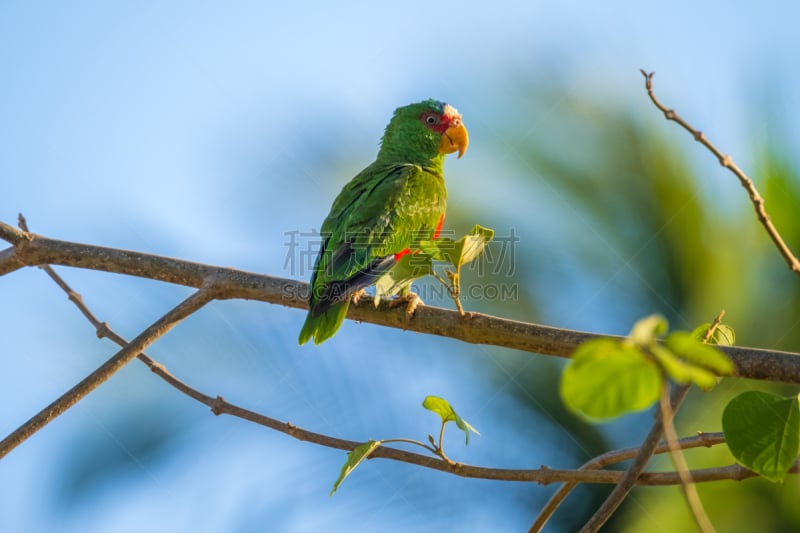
{"left": 299, "top": 161, "right": 446, "bottom": 345}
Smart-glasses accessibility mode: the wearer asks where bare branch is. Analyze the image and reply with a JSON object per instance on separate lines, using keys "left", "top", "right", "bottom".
{"left": 529, "top": 431, "right": 724, "bottom": 532}
{"left": 659, "top": 309, "right": 726, "bottom": 531}
{"left": 579, "top": 385, "right": 691, "bottom": 532}
{"left": 204, "top": 398, "right": 799, "bottom": 486}
{"left": 640, "top": 70, "right": 800, "bottom": 275}
{"left": 701, "top": 309, "right": 726, "bottom": 344}
{"left": 659, "top": 382, "right": 715, "bottom": 532}
{"left": 1, "top": 221, "right": 799, "bottom": 383}
{"left": 0, "top": 287, "right": 218, "bottom": 459}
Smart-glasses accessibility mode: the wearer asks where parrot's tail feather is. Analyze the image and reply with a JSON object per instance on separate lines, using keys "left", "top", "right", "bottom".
{"left": 298, "top": 301, "right": 350, "bottom": 345}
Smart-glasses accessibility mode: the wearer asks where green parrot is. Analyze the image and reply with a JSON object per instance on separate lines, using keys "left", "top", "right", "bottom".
{"left": 298, "top": 99, "right": 469, "bottom": 345}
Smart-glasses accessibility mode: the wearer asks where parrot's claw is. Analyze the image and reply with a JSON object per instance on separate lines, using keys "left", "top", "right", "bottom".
{"left": 390, "top": 292, "right": 424, "bottom": 319}
{"left": 351, "top": 289, "right": 368, "bottom": 306}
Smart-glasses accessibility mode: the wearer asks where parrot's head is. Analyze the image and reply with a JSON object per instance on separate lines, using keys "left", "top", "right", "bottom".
{"left": 379, "top": 99, "right": 468, "bottom": 163}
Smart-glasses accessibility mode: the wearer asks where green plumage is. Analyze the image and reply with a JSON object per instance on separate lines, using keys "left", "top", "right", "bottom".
{"left": 299, "top": 99, "right": 464, "bottom": 345}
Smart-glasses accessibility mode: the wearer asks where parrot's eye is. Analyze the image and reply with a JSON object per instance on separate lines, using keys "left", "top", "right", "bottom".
{"left": 422, "top": 112, "right": 440, "bottom": 126}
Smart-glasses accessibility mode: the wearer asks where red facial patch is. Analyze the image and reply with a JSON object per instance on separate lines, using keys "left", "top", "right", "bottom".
{"left": 420, "top": 111, "right": 449, "bottom": 134}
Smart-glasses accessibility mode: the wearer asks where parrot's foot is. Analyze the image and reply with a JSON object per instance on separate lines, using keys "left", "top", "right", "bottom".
{"left": 390, "top": 292, "right": 424, "bottom": 319}
{"left": 350, "top": 289, "right": 368, "bottom": 306}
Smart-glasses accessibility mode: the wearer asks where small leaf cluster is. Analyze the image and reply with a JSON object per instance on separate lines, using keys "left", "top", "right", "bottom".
{"left": 423, "top": 395, "right": 480, "bottom": 445}
{"left": 331, "top": 396, "right": 478, "bottom": 495}
{"left": 560, "top": 314, "right": 734, "bottom": 421}
{"left": 563, "top": 314, "right": 800, "bottom": 483}
{"left": 374, "top": 225, "right": 494, "bottom": 314}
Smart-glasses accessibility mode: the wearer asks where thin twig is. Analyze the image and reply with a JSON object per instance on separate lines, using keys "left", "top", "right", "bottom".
{"left": 529, "top": 432, "right": 724, "bottom": 532}
{"left": 654, "top": 310, "right": 725, "bottom": 532}
{"left": 641, "top": 70, "right": 800, "bottom": 275}
{"left": 701, "top": 310, "right": 726, "bottom": 344}
{"left": 205, "top": 393, "right": 800, "bottom": 484}
{"left": 380, "top": 437, "right": 438, "bottom": 455}
{"left": 436, "top": 420, "right": 456, "bottom": 466}
{"left": 578, "top": 385, "right": 691, "bottom": 532}
{"left": 0, "top": 288, "right": 217, "bottom": 460}
{"left": 577, "top": 310, "right": 726, "bottom": 532}
{"left": 659, "top": 382, "right": 715, "bottom": 532}
{"left": 1, "top": 219, "right": 798, "bottom": 383}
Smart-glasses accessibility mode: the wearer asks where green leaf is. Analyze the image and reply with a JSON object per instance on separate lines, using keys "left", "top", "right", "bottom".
{"left": 561, "top": 339, "right": 662, "bottom": 420}
{"left": 459, "top": 224, "right": 495, "bottom": 265}
{"left": 422, "top": 395, "right": 455, "bottom": 421}
{"left": 712, "top": 324, "right": 736, "bottom": 346}
{"left": 722, "top": 391, "right": 800, "bottom": 483}
{"left": 423, "top": 395, "right": 480, "bottom": 444}
{"left": 689, "top": 322, "right": 736, "bottom": 345}
{"left": 373, "top": 253, "right": 433, "bottom": 302}
{"left": 419, "top": 224, "right": 494, "bottom": 269}
{"left": 628, "top": 314, "right": 668, "bottom": 347}
{"left": 664, "top": 331, "right": 734, "bottom": 376}
{"left": 650, "top": 344, "right": 717, "bottom": 390}
{"left": 331, "top": 440, "right": 382, "bottom": 495}
{"left": 689, "top": 323, "right": 710, "bottom": 341}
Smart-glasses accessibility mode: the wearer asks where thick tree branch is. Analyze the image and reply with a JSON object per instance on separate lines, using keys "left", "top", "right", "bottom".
{"left": 641, "top": 70, "right": 800, "bottom": 275}
{"left": 2, "top": 220, "right": 799, "bottom": 383}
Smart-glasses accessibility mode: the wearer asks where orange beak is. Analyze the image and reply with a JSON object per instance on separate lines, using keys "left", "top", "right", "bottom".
{"left": 438, "top": 120, "right": 469, "bottom": 158}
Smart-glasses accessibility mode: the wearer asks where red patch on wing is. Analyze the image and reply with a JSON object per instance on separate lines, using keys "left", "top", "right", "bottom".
{"left": 433, "top": 214, "right": 444, "bottom": 240}
{"left": 394, "top": 248, "right": 411, "bottom": 261}
{"left": 394, "top": 215, "right": 445, "bottom": 261}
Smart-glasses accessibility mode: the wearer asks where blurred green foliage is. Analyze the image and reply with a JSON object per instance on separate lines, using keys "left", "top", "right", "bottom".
{"left": 444, "top": 79, "right": 800, "bottom": 531}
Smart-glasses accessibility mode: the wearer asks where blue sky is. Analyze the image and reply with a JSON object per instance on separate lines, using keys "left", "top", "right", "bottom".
{"left": 2, "top": 2, "right": 799, "bottom": 531}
